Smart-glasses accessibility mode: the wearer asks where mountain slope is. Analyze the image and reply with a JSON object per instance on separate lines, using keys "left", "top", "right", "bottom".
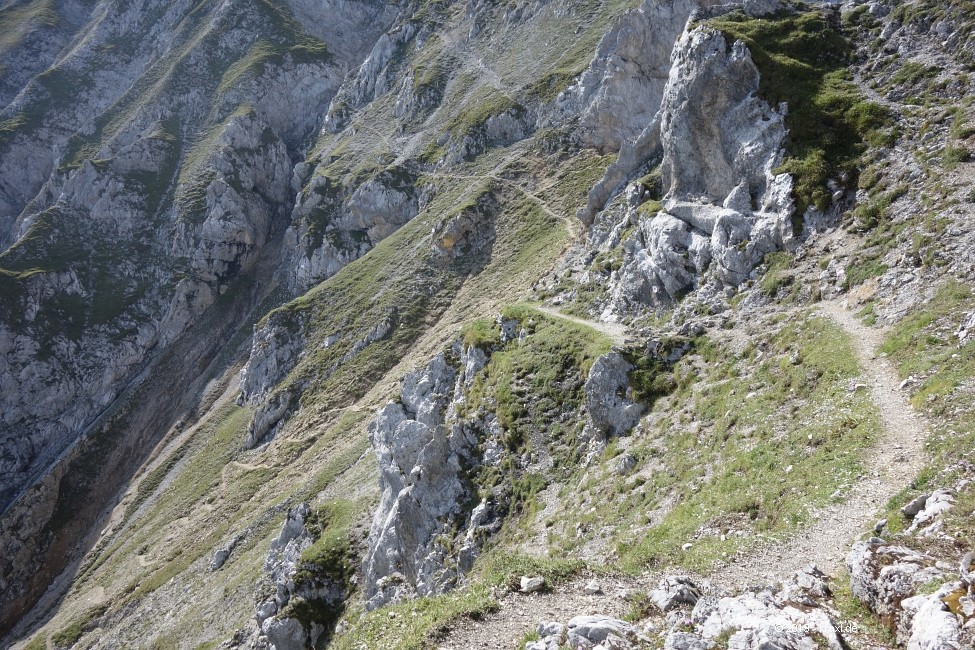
{"left": 1, "top": 0, "right": 973, "bottom": 648}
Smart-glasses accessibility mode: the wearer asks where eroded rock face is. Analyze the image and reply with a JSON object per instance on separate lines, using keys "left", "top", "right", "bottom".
{"left": 322, "top": 14, "right": 416, "bottom": 133}
{"left": 240, "top": 313, "right": 308, "bottom": 406}
{"left": 362, "top": 326, "right": 535, "bottom": 612}
{"left": 363, "top": 351, "right": 483, "bottom": 610}
{"left": 532, "top": 570, "right": 845, "bottom": 650}
{"left": 0, "top": 0, "right": 421, "bottom": 630}
{"left": 554, "top": 0, "right": 719, "bottom": 153}
{"left": 283, "top": 0, "right": 402, "bottom": 63}
{"left": 174, "top": 111, "right": 294, "bottom": 291}
{"left": 228, "top": 503, "right": 347, "bottom": 650}
{"left": 290, "top": 167, "right": 420, "bottom": 290}
{"left": 846, "top": 538, "right": 970, "bottom": 647}
{"left": 602, "top": 26, "right": 795, "bottom": 315}
{"left": 846, "top": 539, "right": 944, "bottom": 620}
{"left": 584, "top": 352, "right": 643, "bottom": 438}
{"left": 659, "top": 30, "right": 784, "bottom": 205}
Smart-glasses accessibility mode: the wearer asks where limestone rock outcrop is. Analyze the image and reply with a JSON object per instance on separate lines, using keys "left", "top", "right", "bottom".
{"left": 553, "top": 0, "right": 720, "bottom": 153}
{"left": 603, "top": 26, "right": 793, "bottom": 315}
{"left": 847, "top": 538, "right": 971, "bottom": 647}
{"left": 240, "top": 313, "right": 307, "bottom": 406}
{"left": 362, "top": 349, "right": 490, "bottom": 610}
{"left": 584, "top": 352, "right": 643, "bottom": 438}
{"left": 230, "top": 503, "right": 349, "bottom": 650}
{"left": 530, "top": 570, "right": 846, "bottom": 650}
{"left": 289, "top": 166, "right": 421, "bottom": 290}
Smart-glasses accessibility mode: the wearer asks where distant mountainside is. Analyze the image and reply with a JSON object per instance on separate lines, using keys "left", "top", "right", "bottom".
{"left": 1, "top": 0, "right": 973, "bottom": 648}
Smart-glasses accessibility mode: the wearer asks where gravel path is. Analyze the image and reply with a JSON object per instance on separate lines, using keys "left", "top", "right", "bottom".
{"left": 534, "top": 306, "right": 628, "bottom": 345}
{"left": 710, "top": 300, "right": 930, "bottom": 588}
{"left": 436, "top": 575, "right": 636, "bottom": 650}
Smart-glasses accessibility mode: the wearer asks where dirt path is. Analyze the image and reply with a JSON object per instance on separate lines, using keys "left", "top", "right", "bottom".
{"left": 534, "top": 306, "right": 627, "bottom": 345}
{"left": 436, "top": 28, "right": 516, "bottom": 102}
{"left": 426, "top": 170, "right": 582, "bottom": 240}
{"left": 348, "top": 124, "right": 584, "bottom": 242}
{"left": 711, "top": 300, "right": 930, "bottom": 587}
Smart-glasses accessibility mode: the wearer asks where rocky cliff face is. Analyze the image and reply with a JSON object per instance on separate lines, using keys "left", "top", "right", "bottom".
{"left": 602, "top": 24, "right": 795, "bottom": 315}
{"left": 0, "top": 0, "right": 406, "bottom": 635}
{"left": 2, "top": 0, "right": 974, "bottom": 648}
{"left": 554, "top": 0, "right": 720, "bottom": 153}
{"left": 0, "top": 0, "right": 405, "bottom": 514}
{"left": 363, "top": 349, "right": 484, "bottom": 610}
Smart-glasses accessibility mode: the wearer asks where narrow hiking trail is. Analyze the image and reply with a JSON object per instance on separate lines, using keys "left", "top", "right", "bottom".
{"left": 534, "top": 305, "right": 627, "bottom": 345}
{"left": 436, "top": 300, "right": 933, "bottom": 649}
{"left": 351, "top": 121, "right": 584, "bottom": 241}
{"left": 437, "top": 575, "right": 636, "bottom": 650}
{"left": 711, "top": 300, "right": 930, "bottom": 587}
{"left": 425, "top": 169, "right": 583, "bottom": 240}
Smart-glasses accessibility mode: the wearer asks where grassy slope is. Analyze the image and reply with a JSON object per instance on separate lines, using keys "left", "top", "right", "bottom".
{"left": 333, "top": 305, "right": 614, "bottom": 650}
{"left": 29, "top": 151, "right": 584, "bottom": 648}
{"left": 30, "top": 0, "right": 634, "bottom": 628}
{"left": 614, "top": 314, "right": 878, "bottom": 572}
{"left": 874, "top": 281, "right": 975, "bottom": 543}
{"left": 0, "top": 0, "right": 58, "bottom": 54}
{"left": 329, "top": 310, "right": 882, "bottom": 648}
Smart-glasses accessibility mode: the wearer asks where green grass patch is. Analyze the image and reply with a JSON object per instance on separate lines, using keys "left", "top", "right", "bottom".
{"left": 870, "top": 281, "right": 975, "bottom": 555}
{"left": 851, "top": 183, "right": 908, "bottom": 231}
{"left": 887, "top": 60, "right": 939, "bottom": 88}
{"left": 843, "top": 257, "right": 887, "bottom": 290}
{"left": 51, "top": 604, "right": 107, "bottom": 649}
{"left": 0, "top": 112, "right": 29, "bottom": 147}
{"left": 22, "top": 637, "right": 46, "bottom": 650}
{"left": 0, "top": 0, "right": 58, "bottom": 52}
{"left": 950, "top": 108, "right": 975, "bottom": 140}
{"left": 759, "top": 251, "right": 794, "bottom": 296}
{"left": 856, "top": 303, "right": 877, "bottom": 326}
{"left": 283, "top": 499, "right": 364, "bottom": 638}
{"left": 880, "top": 281, "right": 975, "bottom": 423}
{"left": 477, "top": 550, "right": 585, "bottom": 589}
{"left": 942, "top": 144, "right": 972, "bottom": 169}
{"left": 636, "top": 199, "right": 663, "bottom": 219}
{"left": 624, "top": 348, "right": 679, "bottom": 406}
{"left": 330, "top": 584, "right": 498, "bottom": 650}
{"left": 463, "top": 304, "right": 612, "bottom": 451}
{"left": 297, "top": 500, "right": 359, "bottom": 587}
{"left": 460, "top": 318, "right": 501, "bottom": 348}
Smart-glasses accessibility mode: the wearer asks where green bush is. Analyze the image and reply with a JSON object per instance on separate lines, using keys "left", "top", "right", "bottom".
{"left": 759, "top": 251, "right": 794, "bottom": 296}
